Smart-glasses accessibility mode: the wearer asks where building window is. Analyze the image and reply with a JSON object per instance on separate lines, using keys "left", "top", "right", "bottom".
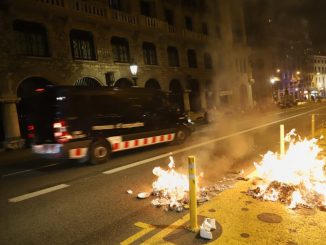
{"left": 13, "top": 20, "right": 49, "bottom": 57}
{"left": 204, "top": 53, "right": 213, "bottom": 69}
{"left": 202, "top": 22, "right": 208, "bottom": 35}
{"left": 108, "top": 0, "right": 121, "bottom": 10}
{"left": 143, "top": 42, "right": 157, "bottom": 65}
{"left": 111, "top": 36, "right": 130, "bottom": 63}
{"left": 164, "top": 9, "right": 174, "bottom": 26}
{"left": 70, "top": 29, "right": 96, "bottom": 60}
{"left": 187, "top": 49, "right": 197, "bottom": 68}
{"left": 185, "top": 16, "right": 193, "bottom": 31}
{"left": 167, "top": 46, "right": 179, "bottom": 67}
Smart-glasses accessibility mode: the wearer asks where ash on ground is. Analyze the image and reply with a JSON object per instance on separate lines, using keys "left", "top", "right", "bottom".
{"left": 150, "top": 172, "right": 244, "bottom": 212}
{"left": 247, "top": 179, "right": 326, "bottom": 211}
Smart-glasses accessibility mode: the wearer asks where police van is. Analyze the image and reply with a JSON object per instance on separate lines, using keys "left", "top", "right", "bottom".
{"left": 25, "top": 86, "right": 194, "bottom": 164}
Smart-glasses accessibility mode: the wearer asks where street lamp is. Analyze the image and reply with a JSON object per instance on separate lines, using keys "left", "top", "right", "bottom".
{"left": 129, "top": 62, "right": 138, "bottom": 86}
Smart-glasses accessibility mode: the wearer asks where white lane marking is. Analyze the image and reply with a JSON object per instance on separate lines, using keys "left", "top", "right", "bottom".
{"left": 103, "top": 106, "right": 326, "bottom": 175}
{"left": 8, "top": 184, "right": 69, "bottom": 203}
{"left": 2, "top": 163, "right": 61, "bottom": 178}
{"left": 103, "top": 152, "right": 173, "bottom": 174}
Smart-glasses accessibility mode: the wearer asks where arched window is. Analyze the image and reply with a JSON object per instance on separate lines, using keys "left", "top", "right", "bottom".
{"left": 114, "top": 78, "right": 133, "bottom": 88}
{"left": 74, "top": 77, "right": 101, "bottom": 87}
{"left": 145, "top": 79, "right": 161, "bottom": 89}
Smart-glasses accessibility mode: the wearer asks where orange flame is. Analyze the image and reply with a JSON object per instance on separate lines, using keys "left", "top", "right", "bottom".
{"left": 253, "top": 129, "right": 326, "bottom": 209}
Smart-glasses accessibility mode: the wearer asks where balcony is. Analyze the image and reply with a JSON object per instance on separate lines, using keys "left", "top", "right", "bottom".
{"left": 71, "top": 0, "right": 106, "bottom": 17}
{"left": 35, "top": 0, "right": 65, "bottom": 8}
{"left": 139, "top": 16, "right": 168, "bottom": 31}
{"left": 182, "top": 29, "right": 208, "bottom": 42}
{"left": 110, "top": 10, "right": 137, "bottom": 25}
{"left": 32, "top": 0, "right": 209, "bottom": 43}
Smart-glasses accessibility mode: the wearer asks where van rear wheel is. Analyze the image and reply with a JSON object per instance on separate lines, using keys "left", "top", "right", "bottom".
{"left": 90, "top": 140, "right": 111, "bottom": 165}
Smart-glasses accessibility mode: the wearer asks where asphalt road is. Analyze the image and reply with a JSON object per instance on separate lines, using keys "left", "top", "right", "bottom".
{"left": 1, "top": 103, "right": 325, "bottom": 244}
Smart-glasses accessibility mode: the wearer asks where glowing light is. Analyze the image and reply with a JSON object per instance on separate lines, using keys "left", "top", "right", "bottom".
{"left": 251, "top": 129, "right": 326, "bottom": 209}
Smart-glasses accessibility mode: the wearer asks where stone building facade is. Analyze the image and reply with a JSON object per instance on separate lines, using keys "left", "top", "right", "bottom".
{"left": 310, "top": 55, "right": 326, "bottom": 98}
{"left": 0, "top": 0, "right": 253, "bottom": 149}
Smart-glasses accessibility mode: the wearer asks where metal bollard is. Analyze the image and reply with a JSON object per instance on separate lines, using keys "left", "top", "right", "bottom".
{"left": 188, "top": 156, "right": 198, "bottom": 232}
{"left": 280, "top": 124, "right": 285, "bottom": 158}
{"left": 312, "top": 114, "right": 315, "bottom": 138}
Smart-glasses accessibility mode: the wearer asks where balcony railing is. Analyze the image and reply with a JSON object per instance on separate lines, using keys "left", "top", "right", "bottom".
{"left": 71, "top": 0, "right": 106, "bottom": 17}
{"left": 182, "top": 29, "right": 208, "bottom": 42}
{"left": 35, "top": 0, "right": 65, "bottom": 7}
{"left": 32, "top": 0, "right": 210, "bottom": 43}
{"left": 139, "top": 16, "right": 168, "bottom": 31}
{"left": 110, "top": 10, "right": 137, "bottom": 25}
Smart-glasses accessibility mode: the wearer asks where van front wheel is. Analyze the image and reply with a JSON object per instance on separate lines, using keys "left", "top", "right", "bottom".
{"left": 174, "top": 127, "right": 188, "bottom": 145}
{"left": 90, "top": 140, "right": 111, "bottom": 165}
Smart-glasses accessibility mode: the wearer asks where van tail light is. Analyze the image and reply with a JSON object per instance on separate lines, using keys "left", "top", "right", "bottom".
{"left": 27, "top": 124, "right": 35, "bottom": 139}
{"left": 53, "top": 120, "right": 71, "bottom": 143}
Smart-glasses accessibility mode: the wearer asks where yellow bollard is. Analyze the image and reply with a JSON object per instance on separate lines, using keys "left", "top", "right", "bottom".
{"left": 312, "top": 114, "right": 315, "bottom": 138}
{"left": 280, "top": 124, "right": 285, "bottom": 158}
{"left": 188, "top": 156, "right": 198, "bottom": 232}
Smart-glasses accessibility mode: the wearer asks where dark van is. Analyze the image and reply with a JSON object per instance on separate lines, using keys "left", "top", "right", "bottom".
{"left": 25, "top": 86, "right": 194, "bottom": 164}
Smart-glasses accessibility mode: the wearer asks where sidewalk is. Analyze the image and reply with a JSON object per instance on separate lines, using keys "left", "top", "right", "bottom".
{"left": 141, "top": 173, "right": 325, "bottom": 244}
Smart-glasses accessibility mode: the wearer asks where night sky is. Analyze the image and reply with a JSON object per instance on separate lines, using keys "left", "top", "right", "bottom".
{"left": 244, "top": 0, "right": 326, "bottom": 53}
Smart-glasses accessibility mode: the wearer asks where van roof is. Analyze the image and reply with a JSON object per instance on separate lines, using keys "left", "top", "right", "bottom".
{"left": 41, "top": 85, "right": 165, "bottom": 95}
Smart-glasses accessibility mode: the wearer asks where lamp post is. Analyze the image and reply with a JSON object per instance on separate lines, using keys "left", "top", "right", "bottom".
{"left": 270, "top": 77, "right": 276, "bottom": 102}
{"left": 129, "top": 62, "right": 138, "bottom": 86}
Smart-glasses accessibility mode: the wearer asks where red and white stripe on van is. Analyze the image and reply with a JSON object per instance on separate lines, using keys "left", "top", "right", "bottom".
{"left": 69, "top": 148, "right": 88, "bottom": 159}
{"left": 68, "top": 133, "right": 175, "bottom": 159}
{"left": 107, "top": 133, "right": 175, "bottom": 152}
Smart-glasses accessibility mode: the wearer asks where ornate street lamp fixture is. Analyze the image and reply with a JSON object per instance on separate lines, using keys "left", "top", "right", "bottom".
{"left": 129, "top": 62, "right": 138, "bottom": 86}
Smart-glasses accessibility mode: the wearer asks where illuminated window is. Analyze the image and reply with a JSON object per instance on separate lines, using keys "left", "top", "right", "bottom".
{"left": 13, "top": 19, "right": 49, "bottom": 57}
{"left": 187, "top": 49, "right": 197, "bottom": 68}
{"left": 70, "top": 29, "right": 96, "bottom": 60}
{"left": 111, "top": 36, "right": 130, "bottom": 63}
{"left": 143, "top": 42, "right": 157, "bottom": 65}
{"left": 167, "top": 46, "right": 179, "bottom": 67}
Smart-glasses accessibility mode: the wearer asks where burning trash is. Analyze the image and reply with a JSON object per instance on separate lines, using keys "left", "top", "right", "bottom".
{"left": 149, "top": 156, "right": 235, "bottom": 212}
{"left": 248, "top": 129, "right": 326, "bottom": 210}
{"left": 151, "top": 156, "right": 190, "bottom": 211}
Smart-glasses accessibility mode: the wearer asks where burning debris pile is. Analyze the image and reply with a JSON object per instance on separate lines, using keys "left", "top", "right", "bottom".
{"left": 248, "top": 129, "right": 326, "bottom": 210}
{"left": 149, "top": 156, "right": 235, "bottom": 212}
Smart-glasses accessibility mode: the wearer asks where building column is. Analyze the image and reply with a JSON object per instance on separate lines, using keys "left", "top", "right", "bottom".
{"left": 183, "top": 89, "right": 191, "bottom": 112}
{"left": 200, "top": 90, "right": 207, "bottom": 111}
{"left": 2, "top": 99, "right": 25, "bottom": 149}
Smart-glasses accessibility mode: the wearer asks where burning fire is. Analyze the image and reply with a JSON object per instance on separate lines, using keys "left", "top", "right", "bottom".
{"left": 249, "top": 129, "right": 326, "bottom": 210}
{"left": 152, "top": 156, "right": 189, "bottom": 209}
